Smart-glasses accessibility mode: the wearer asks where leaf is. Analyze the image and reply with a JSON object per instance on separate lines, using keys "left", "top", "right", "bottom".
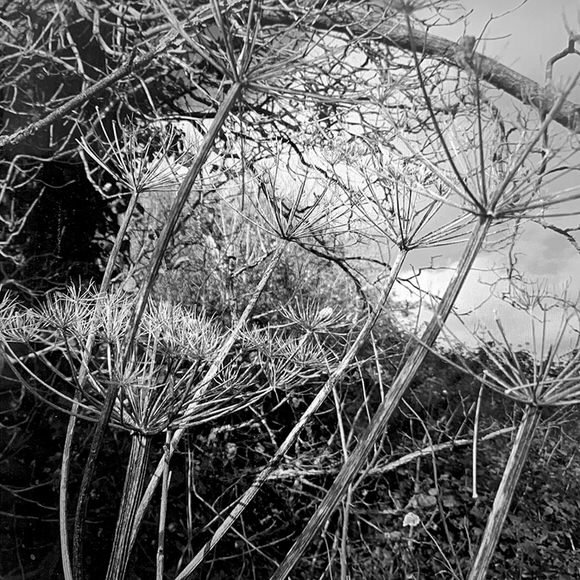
{"left": 415, "top": 493, "right": 437, "bottom": 508}
{"left": 442, "top": 494, "right": 460, "bottom": 508}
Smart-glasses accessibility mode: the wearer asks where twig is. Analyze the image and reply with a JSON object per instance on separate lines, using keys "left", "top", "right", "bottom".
{"left": 0, "top": 37, "right": 174, "bottom": 150}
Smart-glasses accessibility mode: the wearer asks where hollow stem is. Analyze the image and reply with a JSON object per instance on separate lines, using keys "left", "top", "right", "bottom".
{"left": 468, "top": 405, "right": 541, "bottom": 580}
{"left": 129, "top": 240, "right": 289, "bottom": 550}
{"left": 67, "top": 186, "right": 142, "bottom": 580}
{"left": 106, "top": 434, "right": 152, "bottom": 580}
{"left": 271, "top": 217, "right": 491, "bottom": 580}
{"left": 156, "top": 432, "right": 172, "bottom": 580}
{"left": 69, "top": 82, "right": 242, "bottom": 580}
{"left": 174, "top": 249, "right": 409, "bottom": 579}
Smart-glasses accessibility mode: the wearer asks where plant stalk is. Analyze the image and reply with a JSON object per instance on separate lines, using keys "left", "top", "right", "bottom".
{"left": 129, "top": 240, "right": 288, "bottom": 549}
{"left": 106, "top": 434, "right": 152, "bottom": 580}
{"left": 67, "top": 186, "right": 142, "bottom": 580}
{"left": 127, "top": 82, "right": 243, "bottom": 344}
{"left": 69, "top": 81, "right": 242, "bottom": 580}
{"left": 468, "top": 405, "right": 541, "bottom": 580}
{"left": 156, "top": 432, "right": 172, "bottom": 580}
{"left": 271, "top": 217, "right": 492, "bottom": 580}
{"left": 174, "top": 249, "right": 409, "bottom": 579}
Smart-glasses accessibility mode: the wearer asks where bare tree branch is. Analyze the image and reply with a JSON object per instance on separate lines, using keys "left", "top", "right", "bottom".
{"left": 263, "top": 3, "right": 580, "bottom": 131}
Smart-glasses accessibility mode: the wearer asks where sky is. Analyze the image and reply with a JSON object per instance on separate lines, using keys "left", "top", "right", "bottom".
{"left": 177, "top": 1, "right": 580, "bottom": 352}
{"left": 390, "top": 0, "right": 580, "bottom": 351}
{"left": 445, "top": 0, "right": 580, "bottom": 86}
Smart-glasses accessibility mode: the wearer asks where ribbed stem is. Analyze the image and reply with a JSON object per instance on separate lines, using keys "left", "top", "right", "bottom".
{"left": 67, "top": 186, "right": 142, "bottom": 580}
{"left": 128, "top": 241, "right": 289, "bottom": 550}
{"left": 272, "top": 217, "right": 491, "bottom": 580}
{"left": 156, "top": 432, "right": 172, "bottom": 580}
{"left": 175, "top": 249, "right": 409, "bottom": 579}
{"left": 468, "top": 405, "right": 541, "bottom": 580}
{"left": 68, "top": 83, "right": 242, "bottom": 580}
{"left": 106, "top": 434, "right": 152, "bottom": 580}
{"left": 126, "top": 82, "right": 243, "bottom": 345}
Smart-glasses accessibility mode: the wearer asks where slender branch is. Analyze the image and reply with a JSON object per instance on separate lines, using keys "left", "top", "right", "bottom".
{"left": 539, "top": 222, "right": 580, "bottom": 255}
{"left": 271, "top": 217, "right": 492, "bottom": 580}
{"left": 0, "top": 38, "right": 175, "bottom": 150}
{"left": 174, "top": 250, "right": 408, "bottom": 580}
{"left": 265, "top": 426, "right": 516, "bottom": 480}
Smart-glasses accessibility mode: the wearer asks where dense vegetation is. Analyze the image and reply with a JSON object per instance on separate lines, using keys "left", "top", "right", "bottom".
{"left": 3, "top": 319, "right": 580, "bottom": 578}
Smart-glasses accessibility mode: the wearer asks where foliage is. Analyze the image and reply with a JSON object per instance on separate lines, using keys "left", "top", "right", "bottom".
{"left": 6, "top": 341, "right": 580, "bottom": 579}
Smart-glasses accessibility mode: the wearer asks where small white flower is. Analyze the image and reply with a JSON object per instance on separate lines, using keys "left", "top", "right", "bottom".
{"left": 403, "top": 512, "right": 421, "bottom": 528}
{"left": 225, "top": 443, "right": 237, "bottom": 460}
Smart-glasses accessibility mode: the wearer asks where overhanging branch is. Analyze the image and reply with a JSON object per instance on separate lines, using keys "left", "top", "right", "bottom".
{"left": 263, "top": 4, "right": 580, "bottom": 132}
{"left": 383, "top": 25, "right": 580, "bottom": 132}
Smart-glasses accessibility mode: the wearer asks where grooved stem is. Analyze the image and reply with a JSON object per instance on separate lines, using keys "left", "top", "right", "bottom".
{"left": 468, "top": 405, "right": 541, "bottom": 580}
{"left": 272, "top": 217, "right": 491, "bottom": 580}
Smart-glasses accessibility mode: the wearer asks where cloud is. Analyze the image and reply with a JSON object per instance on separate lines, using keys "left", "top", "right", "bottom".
{"left": 391, "top": 248, "right": 580, "bottom": 353}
